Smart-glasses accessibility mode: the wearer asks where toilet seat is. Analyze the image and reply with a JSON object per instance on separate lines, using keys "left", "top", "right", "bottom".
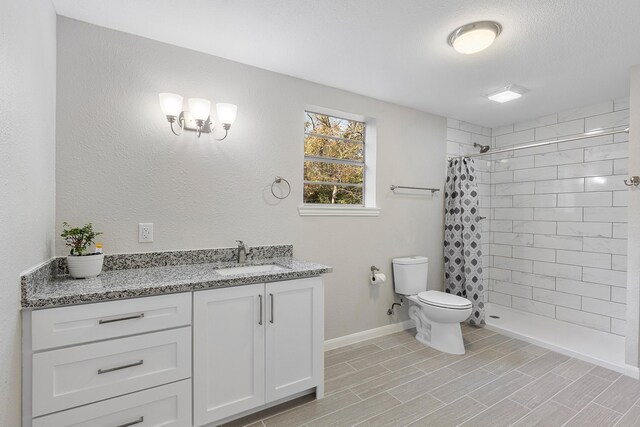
{"left": 417, "top": 291, "right": 472, "bottom": 310}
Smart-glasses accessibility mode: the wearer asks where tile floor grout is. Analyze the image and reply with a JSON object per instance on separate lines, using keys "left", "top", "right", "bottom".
{"left": 333, "top": 332, "right": 551, "bottom": 424}
{"left": 225, "top": 325, "right": 640, "bottom": 427}
{"left": 614, "top": 402, "right": 640, "bottom": 427}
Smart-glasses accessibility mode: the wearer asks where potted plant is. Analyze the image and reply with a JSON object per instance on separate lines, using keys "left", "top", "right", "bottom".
{"left": 61, "top": 222, "right": 104, "bottom": 279}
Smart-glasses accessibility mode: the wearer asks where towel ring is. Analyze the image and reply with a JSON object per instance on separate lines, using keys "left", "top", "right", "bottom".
{"left": 271, "top": 176, "right": 291, "bottom": 199}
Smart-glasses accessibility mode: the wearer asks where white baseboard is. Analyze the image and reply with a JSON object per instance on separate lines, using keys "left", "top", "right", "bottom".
{"left": 324, "top": 320, "right": 414, "bottom": 351}
{"left": 625, "top": 365, "right": 640, "bottom": 380}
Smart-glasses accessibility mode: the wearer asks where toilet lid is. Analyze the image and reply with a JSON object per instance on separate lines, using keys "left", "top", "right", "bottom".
{"left": 418, "top": 291, "right": 472, "bottom": 309}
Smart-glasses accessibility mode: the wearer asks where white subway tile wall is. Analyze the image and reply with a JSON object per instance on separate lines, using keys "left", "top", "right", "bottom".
{"left": 448, "top": 102, "right": 628, "bottom": 336}
{"left": 481, "top": 99, "right": 629, "bottom": 336}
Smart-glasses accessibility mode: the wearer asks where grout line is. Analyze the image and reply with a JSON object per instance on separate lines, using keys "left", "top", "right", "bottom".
{"left": 509, "top": 373, "right": 579, "bottom": 421}
{"left": 325, "top": 365, "right": 392, "bottom": 395}
{"left": 254, "top": 394, "right": 327, "bottom": 425}
{"left": 560, "top": 405, "right": 583, "bottom": 426}
{"left": 591, "top": 400, "right": 626, "bottom": 415}
{"left": 346, "top": 344, "right": 414, "bottom": 370}
{"left": 614, "top": 402, "right": 637, "bottom": 426}
{"left": 426, "top": 391, "right": 448, "bottom": 406}
{"left": 296, "top": 391, "right": 391, "bottom": 426}
{"left": 344, "top": 361, "right": 358, "bottom": 371}
{"left": 349, "top": 368, "right": 427, "bottom": 400}
{"left": 584, "top": 377, "right": 623, "bottom": 412}
{"left": 556, "top": 380, "right": 622, "bottom": 426}
{"left": 505, "top": 397, "right": 537, "bottom": 425}
{"left": 550, "top": 397, "right": 581, "bottom": 414}
{"left": 255, "top": 326, "right": 636, "bottom": 427}
{"left": 466, "top": 394, "right": 489, "bottom": 408}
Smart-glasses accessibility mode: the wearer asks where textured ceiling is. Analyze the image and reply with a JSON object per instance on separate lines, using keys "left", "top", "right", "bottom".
{"left": 52, "top": 0, "right": 640, "bottom": 127}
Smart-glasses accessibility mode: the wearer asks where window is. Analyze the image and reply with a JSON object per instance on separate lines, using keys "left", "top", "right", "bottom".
{"left": 300, "top": 108, "right": 378, "bottom": 216}
{"left": 304, "top": 111, "right": 365, "bottom": 204}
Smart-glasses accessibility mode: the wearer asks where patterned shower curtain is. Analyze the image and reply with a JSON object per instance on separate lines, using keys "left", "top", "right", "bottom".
{"left": 444, "top": 157, "right": 484, "bottom": 325}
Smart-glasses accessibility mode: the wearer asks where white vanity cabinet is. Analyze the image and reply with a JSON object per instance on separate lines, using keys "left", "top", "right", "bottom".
{"left": 193, "top": 277, "right": 324, "bottom": 427}
{"left": 23, "top": 292, "right": 193, "bottom": 427}
{"left": 23, "top": 275, "right": 325, "bottom": 427}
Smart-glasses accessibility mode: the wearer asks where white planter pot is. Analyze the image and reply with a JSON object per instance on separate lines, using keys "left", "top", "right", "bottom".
{"left": 66, "top": 254, "right": 104, "bottom": 279}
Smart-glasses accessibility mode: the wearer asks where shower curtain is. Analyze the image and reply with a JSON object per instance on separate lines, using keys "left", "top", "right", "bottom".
{"left": 444, "top": 157, "right": 484, "bottom": 325}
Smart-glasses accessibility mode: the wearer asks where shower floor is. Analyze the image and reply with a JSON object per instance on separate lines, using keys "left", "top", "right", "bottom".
{"left": 485, "top": 303, "right": 637, "bottom": 378}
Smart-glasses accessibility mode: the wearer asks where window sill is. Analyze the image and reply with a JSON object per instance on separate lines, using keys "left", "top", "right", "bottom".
{"left": 298, "top": 205, "right": 380, "bottom": 217}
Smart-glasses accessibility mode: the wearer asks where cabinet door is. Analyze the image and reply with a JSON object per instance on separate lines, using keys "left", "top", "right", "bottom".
{"left": 265, "top": 277, "right": 324, "bottom": 402}
{"left": 193, "top": 284, "right": 265, "bottom": 426}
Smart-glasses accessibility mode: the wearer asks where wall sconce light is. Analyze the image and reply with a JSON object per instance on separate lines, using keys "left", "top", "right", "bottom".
{"left": 159, "top": 93, "right": 237, "bottom": 140}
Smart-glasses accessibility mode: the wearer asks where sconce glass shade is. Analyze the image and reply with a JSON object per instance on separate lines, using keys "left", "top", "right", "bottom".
{"left": 188, "top": 98, "right": 211, "bottom": 121}
{"left": 216, "top": 103, "right": 238, "bottom": 125}
{"left": 159, "top": 93, "right": 183, "bottom": 118}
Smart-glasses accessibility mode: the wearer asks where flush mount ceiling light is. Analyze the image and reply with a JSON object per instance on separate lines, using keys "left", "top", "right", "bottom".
{"left": 487, "top": 84, "right": 528, "bottom": 103}
{"left": 159, "top": 93, "right": 237, "bottom": 140}
{"left": 448, "top": 21, "right": 502, "bottom": 54}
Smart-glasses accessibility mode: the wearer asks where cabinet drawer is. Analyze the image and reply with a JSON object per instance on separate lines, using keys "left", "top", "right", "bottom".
{"left": 31, "top": 292, "right": 191, "bottom": 351}
{"left": 32, "top": 379, "right": 192, "bottom": 427}
{"left": 32, "top": 327, "right": 191, "bottom": 417}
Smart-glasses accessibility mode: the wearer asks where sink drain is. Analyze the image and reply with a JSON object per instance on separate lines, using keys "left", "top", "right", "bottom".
{"left": 489, "top": 315, "right": 500, "bottom": 319}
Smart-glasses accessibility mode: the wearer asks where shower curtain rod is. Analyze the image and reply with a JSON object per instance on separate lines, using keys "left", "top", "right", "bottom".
{"left": 456, "top": 128, "right": 629, "bottom": 159}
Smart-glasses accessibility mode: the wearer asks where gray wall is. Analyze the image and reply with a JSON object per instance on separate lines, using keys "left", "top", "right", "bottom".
{"left": 0, "top": 0, "right": 57, "bottom": 424}
{"left": 55, "top": 18, "right": 448, "bottom": 340}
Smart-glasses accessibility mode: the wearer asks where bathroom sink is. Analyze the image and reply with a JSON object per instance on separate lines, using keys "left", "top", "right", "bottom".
{"left": 216, "top": 264, "right": 288, "bottom": 276}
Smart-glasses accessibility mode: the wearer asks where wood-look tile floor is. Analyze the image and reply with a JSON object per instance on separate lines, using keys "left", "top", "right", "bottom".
{"left": 225, "top": 325, "right": 640, "bottom": 427}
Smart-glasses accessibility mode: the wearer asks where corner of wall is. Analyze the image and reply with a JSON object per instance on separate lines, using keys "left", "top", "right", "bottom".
{"left": 625, "top": 64, "right": 640, "bottom": 366}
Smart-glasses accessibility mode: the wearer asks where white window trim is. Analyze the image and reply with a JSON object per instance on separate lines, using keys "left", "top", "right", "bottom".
{"left": 298, "top": 205, "right": 380, "bottom": 217}
{"left": 300, "top": 105, "right": 378, "bottom": 217}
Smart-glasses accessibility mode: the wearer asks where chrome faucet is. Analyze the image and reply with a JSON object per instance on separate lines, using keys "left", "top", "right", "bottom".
{"left": 236, "top": 240, "right": 248, "bottom": 263}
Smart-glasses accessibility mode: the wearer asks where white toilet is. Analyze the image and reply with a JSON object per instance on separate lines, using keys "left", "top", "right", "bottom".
{"left": 392, "top": 256, "right": 472, "bottom": 355}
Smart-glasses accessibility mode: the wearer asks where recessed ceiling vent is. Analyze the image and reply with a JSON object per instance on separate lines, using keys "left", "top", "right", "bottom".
{"left": 487, "top": 84, "right": 529, "bottom": 103}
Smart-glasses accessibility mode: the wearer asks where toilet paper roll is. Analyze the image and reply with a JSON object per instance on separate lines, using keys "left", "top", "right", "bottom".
{"left": 370, "top": 272, "right": 387, "bottom": 285}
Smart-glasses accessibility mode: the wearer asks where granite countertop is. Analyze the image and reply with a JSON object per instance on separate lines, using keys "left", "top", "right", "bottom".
{"left": 21, "top": 245, "right": 332, "bottom": 309}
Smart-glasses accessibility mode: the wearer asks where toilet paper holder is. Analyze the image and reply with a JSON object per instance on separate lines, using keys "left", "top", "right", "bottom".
{"left": 370, "top": 265, "right": 387, "bottom": 286}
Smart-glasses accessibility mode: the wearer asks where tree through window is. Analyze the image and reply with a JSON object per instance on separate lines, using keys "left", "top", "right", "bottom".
{"left": 304, "top": 111, "right": 365, "bottom": 205}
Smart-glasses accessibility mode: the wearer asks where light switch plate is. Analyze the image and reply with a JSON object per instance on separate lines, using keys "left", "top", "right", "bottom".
{"left": 138, "top": 223, "right": 153, "bottom": 243}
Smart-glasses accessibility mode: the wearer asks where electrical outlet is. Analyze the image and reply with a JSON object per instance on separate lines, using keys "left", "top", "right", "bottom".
{"left": 138, "top": 223, "right": 153, "bottom": 243}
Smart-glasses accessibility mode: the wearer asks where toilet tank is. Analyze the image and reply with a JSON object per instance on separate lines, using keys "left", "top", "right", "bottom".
{"left": 392, "top": 256, "right": 429, "bottom": 295}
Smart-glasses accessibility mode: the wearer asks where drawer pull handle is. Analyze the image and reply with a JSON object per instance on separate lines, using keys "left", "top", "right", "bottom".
{"left": 99, "top": 313, "right": 145, "bottom": 324}
{"left": 270, "top": 293, "right": 274, "bottom": 324}
{"left": 116, "top": 416, "right": 144, "bottom": 427}
{"left": 258, "top": 294, "right": 263, "bottom": 325}
{"left": 98, "top": 360, "right": 144, "bottom": 374}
